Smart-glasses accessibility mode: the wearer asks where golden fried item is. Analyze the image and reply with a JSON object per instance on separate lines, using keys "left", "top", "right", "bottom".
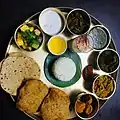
{"left": 85, "top": 104, "right": 93, "bottom": 115}
{"left": 41, "top": 88, "right": 70, "bottom": 120}
{"left": 16, "top": 79, "right": 49, "bottom": 114}
{"left": 76, "top": 101, "right": 86, "bottom": 113}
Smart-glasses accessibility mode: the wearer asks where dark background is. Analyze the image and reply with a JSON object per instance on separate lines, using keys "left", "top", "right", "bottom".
{"left": 0, "top": 0, "right": 120, "bottom": 120}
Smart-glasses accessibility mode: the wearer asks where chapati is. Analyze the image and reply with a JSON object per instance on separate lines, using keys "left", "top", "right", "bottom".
{"left": 0, "top": 55, "right": 40, "bottom": 95}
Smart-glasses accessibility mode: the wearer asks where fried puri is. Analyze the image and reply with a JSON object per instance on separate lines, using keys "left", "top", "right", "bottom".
{"left": 41, "top": 88, "right": 70, "bottom": 120}
{"left": 16, "top": 79, "right": 48, "bottom": 114}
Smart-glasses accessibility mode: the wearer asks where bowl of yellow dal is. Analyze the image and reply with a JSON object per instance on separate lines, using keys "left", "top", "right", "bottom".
{"left": 48, "top": 35, "right": 67, "bottom": 55}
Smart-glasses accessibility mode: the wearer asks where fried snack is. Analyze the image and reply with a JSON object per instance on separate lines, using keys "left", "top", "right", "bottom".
{"left": 85, "top": 104, "right": 93, "bottom": 115}
{"left": 86, "top": 95, "right": 93, "bottom": 104}
{"left": 76, "top": 101, "right": 86, "bottom": 113}
{"left": 75, "top": 94, "right": 94, "bottom": 116}
{"left": 41, "top": 88, "right": 70, "bottom": 120}
{"left": 16, "top": 79, "right": 49, "bottom": 114}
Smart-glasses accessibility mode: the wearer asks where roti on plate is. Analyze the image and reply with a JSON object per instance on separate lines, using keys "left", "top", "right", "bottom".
{"left": 0, "top": 54, "right": 40, "bottom": 95}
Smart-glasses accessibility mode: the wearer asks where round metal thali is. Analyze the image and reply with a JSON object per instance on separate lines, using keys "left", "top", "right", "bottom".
{"left": 4, "top": 7, "right": 119, "bottom": 120}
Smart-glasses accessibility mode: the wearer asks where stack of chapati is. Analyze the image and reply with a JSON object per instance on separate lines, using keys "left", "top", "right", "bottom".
{"left": 0, "top": 52, "right": 40, "bottom": 95}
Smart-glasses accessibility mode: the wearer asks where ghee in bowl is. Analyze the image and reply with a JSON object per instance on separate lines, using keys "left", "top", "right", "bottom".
{"left": 48, "top": 36, "right": 67, "bottom": 55}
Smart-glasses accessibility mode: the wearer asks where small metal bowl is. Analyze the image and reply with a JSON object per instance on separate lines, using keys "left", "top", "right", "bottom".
{"left": 68, "top": 34, "right": 93, "bottom": 53}
{"left": 47, "top": 35, "right": 67, "bottom": 56}
{"left": 75, "top": 93, "right": 99, "bottom": 120}
{"left": 14, "top": 23, "right": 44, "bottom": 52}
{"left": 87, "top": 25, "right": 111, "bottom": 51}
{"left": 39, "top": 7, "right": 66, "bottom": 36}
{"left": 97, "top": 48, "right": 120, "bottom": 74}
{"left": 66, "top": 8, "right": 91, "bottom": 35}
{"left": 92, "top": 75, "right": 116, "bottom": 100}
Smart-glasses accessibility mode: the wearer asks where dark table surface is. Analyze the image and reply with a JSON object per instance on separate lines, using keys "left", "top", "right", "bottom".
{"left": 1, "top": 0, "right": 120, "bottom": 120}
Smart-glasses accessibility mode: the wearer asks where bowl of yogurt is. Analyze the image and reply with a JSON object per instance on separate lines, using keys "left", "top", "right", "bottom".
{"left": 39, "top": 8, "right": 66, "bottom": 36}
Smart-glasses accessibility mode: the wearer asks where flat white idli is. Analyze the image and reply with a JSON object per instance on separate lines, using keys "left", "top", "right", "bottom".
{"left": 52, "top": 57, "right": 76, "bottom": 81}
{"left": 0, "top": 56, "right": 40, "bottom": 95}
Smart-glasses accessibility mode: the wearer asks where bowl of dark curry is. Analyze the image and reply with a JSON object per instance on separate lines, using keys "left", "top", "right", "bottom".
{"left": 97, "top": 49, "right": 120, "bottom": 74}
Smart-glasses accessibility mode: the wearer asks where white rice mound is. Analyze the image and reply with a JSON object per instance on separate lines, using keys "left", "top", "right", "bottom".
{"left": 52, "top": 57, "right": 76, "bottom": 81}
